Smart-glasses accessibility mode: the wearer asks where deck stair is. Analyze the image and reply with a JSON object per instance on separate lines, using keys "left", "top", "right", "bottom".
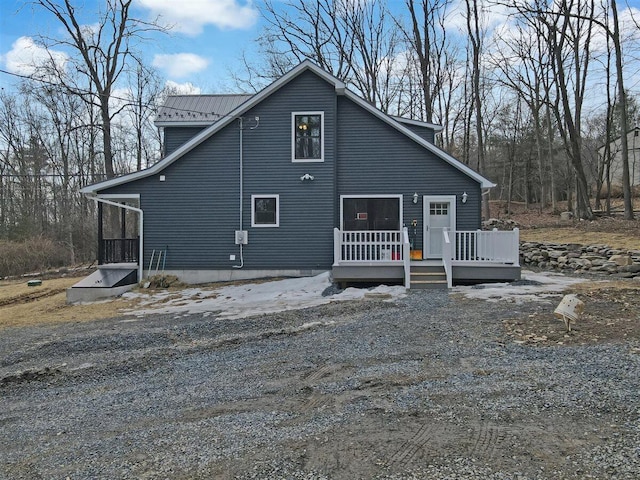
{"left": 410, "top": 262, "right": 448, "bottom": 290}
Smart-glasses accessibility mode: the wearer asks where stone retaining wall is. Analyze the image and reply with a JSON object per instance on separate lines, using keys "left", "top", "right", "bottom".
{"left": 520, "top": 241, "right": 640, "bottom": 280}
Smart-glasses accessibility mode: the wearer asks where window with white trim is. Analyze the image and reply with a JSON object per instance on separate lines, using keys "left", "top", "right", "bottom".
{"left": 251, "top": 195, "right": 279, "bottom": 227}
{"left": 292, "top": 112, "right": 324, "bottom": 162}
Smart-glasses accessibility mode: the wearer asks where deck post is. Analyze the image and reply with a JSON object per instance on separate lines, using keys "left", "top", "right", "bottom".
{"left": 402, "top": 227, "right": 410, "bottom": 288}
{"left": 333, "top": 228, "right": 341, "bottom": 266}
{"left": 442, "top": 228, "right": 453, "bottom": 288}
{"left": 512, "top": 228, "right": 520, "bottom": 265}
{"left": 97, "top": 201, "right": 104, "bottom": 265}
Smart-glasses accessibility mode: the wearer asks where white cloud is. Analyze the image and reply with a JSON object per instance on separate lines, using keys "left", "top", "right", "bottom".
{"left": 152, "top": 53, "right": 210, "bottom": 78}
{"left": 138, "top": 0, "right": 258, "bottom": 35}
{"left": 164, "top": 80, "right": 202, "bottom": 95}
{"left": 2, "top": 36, "right": 67, "bottom": 78}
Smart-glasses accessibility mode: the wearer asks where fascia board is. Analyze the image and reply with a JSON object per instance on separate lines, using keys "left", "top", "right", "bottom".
{"left": 392, "top": 116, "right": 444, "bottom": 132}
{"left": 81, "top": 61, "right": 346, "bottom": 195}
{"left": 344, "top": 91, "right": 496, "bottom": 189}
{"left": 154, "top": 121, "right": 213, "bottom": 127}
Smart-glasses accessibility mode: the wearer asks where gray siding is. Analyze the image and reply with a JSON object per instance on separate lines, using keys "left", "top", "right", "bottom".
{"left": 402, "top": 123, "right": 436, "bottom": 144}
{"left": 163, "top": 126, "right": 206, "bottom": 156}
{"left": 102, "top": 70, "right": 337, "bottom": 271}
{"left": 336, "top": 97, "right": 481, "bottom": 251}
{"left": 100, "top": 67, "right": 485, "bottom": 273}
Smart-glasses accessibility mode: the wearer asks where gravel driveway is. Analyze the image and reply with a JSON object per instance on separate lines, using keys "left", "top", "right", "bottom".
{"left": 1, "top": 288, "right": 639, "bottom": 479}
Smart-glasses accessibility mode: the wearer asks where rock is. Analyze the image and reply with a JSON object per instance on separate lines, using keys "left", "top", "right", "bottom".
{"left": 611, "top": 272, "right": 635, "bottom": 278}
{"left": 571, "top": 259, "right": 592, "bottom": 269}
{"left": 621, "top": 264, "right": 640, "bottom": 273}
{"left": 609, "top": 255, "right": 633, "bottom": 266}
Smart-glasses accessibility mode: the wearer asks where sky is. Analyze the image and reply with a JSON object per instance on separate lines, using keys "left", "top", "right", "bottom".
{"left": 0, "top": 0, "right": 267, "bottom": 93}
{"left": 1, "top": 1, "right": 640, "bottom": 97}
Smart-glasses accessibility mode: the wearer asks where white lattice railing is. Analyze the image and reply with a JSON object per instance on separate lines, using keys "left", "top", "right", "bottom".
{"left": 333, "top": 229, "right": 408, "bottom": 263}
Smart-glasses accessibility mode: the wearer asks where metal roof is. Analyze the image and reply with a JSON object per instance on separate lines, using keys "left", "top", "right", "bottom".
{"left": 155, "top": 94, "right": 253, "bottom": 126}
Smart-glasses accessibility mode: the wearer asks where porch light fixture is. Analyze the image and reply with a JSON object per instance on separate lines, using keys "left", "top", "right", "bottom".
{"left": 462, "top": 192, "right": 468, "bottom": 204}
{"left": 300, "top": 173, "right": 314, "bottom": 181}
{"left": 412, "top": 192, "right": 418, "bottom": 204}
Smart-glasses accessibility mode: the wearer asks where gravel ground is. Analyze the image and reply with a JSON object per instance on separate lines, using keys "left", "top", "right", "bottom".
{"left": 1, "top": 288, "right": 639, "bottom": 479}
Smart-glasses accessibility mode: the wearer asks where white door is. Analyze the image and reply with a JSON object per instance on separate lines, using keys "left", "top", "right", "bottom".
{"left": 423, "top": 196, "right": 456, "bottom": 259}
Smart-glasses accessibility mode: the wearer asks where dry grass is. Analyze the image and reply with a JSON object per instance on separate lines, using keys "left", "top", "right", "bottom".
{"left": 492, "top": 200, "right": 640, "bottom": 251}
{"left": 519, "top": 229, "right": 640, "bottom": 250}
{"left": 0, "top": 276, "right": 139, "bottom": 329}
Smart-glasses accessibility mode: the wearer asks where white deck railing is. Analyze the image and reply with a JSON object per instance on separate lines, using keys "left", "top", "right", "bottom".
{"left": 333, "top": 227, "right": 519, "bottom": 289}
{"left": 452, "top": 228, "right": 520, "bottom": 265}
{"left": 333, "top": 228, "right": 408, "bottom": 264}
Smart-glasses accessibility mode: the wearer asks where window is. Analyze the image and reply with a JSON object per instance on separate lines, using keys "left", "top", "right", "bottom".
{"left": 251, "top": 195, "right": 279, "bottom": 227}
{"left": 292, "top": 112, "right": 323, "bottom": 162}
{"left": 430, "top": 203, "right": 448, "bottom": 216}
{"left": 342, "top": 196, "right": 401, "bottom": 231}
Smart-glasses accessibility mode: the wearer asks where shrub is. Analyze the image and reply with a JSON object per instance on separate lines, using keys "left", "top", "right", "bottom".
{"left": 0, "top": 237, "right": 70, "bottom": 277}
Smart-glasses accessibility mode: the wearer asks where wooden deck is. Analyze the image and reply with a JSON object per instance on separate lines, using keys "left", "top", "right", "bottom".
{"left": 332, "top": 228, "right": 521, "bottom": 289}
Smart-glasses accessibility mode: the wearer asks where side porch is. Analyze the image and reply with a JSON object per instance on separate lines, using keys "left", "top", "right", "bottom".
{"left": 332, "top": 228, "right": 520, "bottom": 289}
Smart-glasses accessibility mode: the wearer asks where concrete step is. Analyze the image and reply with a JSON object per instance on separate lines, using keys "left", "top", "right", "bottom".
{"left": 410, "top": 264, "right": 448, "bottom": 290}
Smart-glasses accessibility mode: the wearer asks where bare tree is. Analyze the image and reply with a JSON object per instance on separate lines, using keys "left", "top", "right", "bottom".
{"left": 30, "top": 0, "right": 166, "bottom": 179}
{"left": 247, "top": 0, "right": 403, "bottom": 113}
{"left": 402, "top": 0, "right": 454, "bottom": 123}
{"left": 610, "top": 0, "right": 633, "bottom": 218}
{"left": 490, "top": 19, "right": 556, "bottom": 210}
{"left": 466, "top": 0, "right": 491, "bottom": 219}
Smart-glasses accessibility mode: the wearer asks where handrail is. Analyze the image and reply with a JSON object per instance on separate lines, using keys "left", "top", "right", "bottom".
{"left": 442, "top": 228, "right": 453, "bottom": 288}
{"left": 402, "top": 227, "right": 411, "bottom": 288}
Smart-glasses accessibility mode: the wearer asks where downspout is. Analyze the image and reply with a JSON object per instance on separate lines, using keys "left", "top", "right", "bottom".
{"left": 90, "top": 196, "right": 144, "bottom": 282}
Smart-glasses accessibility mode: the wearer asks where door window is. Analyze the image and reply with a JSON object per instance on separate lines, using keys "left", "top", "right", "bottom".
{"left": 430, "top": 203, "right": 448, "bottom": 216}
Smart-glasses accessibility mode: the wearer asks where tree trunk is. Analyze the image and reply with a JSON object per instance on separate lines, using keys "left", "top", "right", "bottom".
{"left": 611, "top": 0, "right": 634, "bottom": 219}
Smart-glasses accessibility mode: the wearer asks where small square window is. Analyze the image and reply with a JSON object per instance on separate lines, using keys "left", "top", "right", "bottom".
{"left": 292, "top": 112, "right": 324, "bottom": 162}
{"left": 430, "top": 203, "right": 448, "bottom": 216}
{"left": 251, "top": 195, "right": 279, "bottom": 227}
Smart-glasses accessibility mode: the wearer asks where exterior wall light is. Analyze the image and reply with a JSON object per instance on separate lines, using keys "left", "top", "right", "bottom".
{"left": 462, "top": 192, "right": 468, "bottom": 204}
{"left": 412, "top": 192, "right": 419, "bottom": 204}
{"left": 300, "top": 173, "right": 314, "bottom": 181}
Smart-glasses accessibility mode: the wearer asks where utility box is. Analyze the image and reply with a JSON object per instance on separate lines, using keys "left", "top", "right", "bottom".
{"left": 235, "top": 230, "right": 248, "bottom": 245}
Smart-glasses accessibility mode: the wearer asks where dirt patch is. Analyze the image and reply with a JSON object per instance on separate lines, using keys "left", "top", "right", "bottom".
{"left": 502, "top": 280, "right": 640, "bottom": 347}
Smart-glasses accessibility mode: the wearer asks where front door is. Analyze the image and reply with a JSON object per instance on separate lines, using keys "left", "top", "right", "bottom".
{"left": 423, "top": 196, "right": 456, "bottom": 259}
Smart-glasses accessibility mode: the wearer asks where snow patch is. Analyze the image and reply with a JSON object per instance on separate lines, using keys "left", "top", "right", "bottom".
{"left": 453, "top": 270, "right": 590, "bottom": 303}
{"left": 122, "top": 272, "right": 407, "bottom": 320}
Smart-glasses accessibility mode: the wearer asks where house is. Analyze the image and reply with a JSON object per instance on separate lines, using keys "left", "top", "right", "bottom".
{"left": 69, "top": 61, "right": 519, "bottom": 302}
{"left": 597, "top": 126, "right": 640, "bottom": 192}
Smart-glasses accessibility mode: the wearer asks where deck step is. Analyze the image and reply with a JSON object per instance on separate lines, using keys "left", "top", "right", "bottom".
{"left": 409, "top": 264, "right": 448, "bottom": 290}
{"left": 410, "top": 280, "right": 448, "bottom": 290}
